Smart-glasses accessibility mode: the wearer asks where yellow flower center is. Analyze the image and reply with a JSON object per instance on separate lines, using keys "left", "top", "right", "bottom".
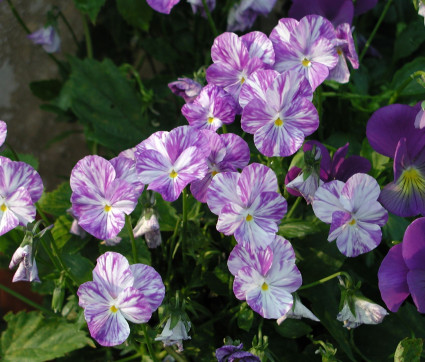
{"left": 207, "top": 117, "right": 214, "bottom": 124}
{"left": 169, "top": 170, "right": 178, "bottom": 179}
{"left": 337, "top": 48, "right": 343, "bottom": 56}
{"left": 399, "top": 167, "right": 425, "bottom": 195}
{"left": 211, "top": 170, "right": 218, "bottom": 177}
{"left": 240, "top": 76, "right": 245, "bottom": 84}
{"left": 261, "top": 282, "right": 269, "bottom": 291}
{"left": 110, "top": 305, "right": 118, "bottom": 313}
{"left": 0, "top": 204, "right": 7, "bottom": 212}
{"left": 348, "top": 219, "right": 356, "bottom": 225}
{"left": 274, "top": 117, "right": 284, "bottom": 127}
{"left": 104, "top": 205, "right": 112, "bottom": 212}
{"left": 246, "top": 214, "right": 253, "bottom": 221}
{"left": 302, "top": 58, "right": 311, "bottom": 67}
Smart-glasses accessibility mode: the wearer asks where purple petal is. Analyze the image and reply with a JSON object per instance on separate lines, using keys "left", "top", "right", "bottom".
{"left": 168, "top": 77, "right": 202, "bottom": 103}
{"left": 378, "top": 243, "right": 409, "bottom": 312}
{"left": 0, "top": 121, "right": 7, "bottom": 147}
{"left": 333, "top": 156, "right": 372, "bottom": 182}
{"left": 239, "top": 69, "right": 279, "bottom": 108}
{"left": 78, "top": 280, "right": 113, "bottom": 309}
{"left": 190, "top": 174, "right": 213, "bottom": 203}
{"left": 407, "top": 270, "right": 425, "bottom": 313}
{"left": 312, "top": 180, "right": 345, "bottom": 223}
{"left": 211, "top": 32, "right": 249, "bottom": 69}
{"left": 146, "top": 0, "right": 180, "bottom": 14}
{"left": 207, "top": 171, "right": 242, "bottom": 215}
{"left": 270, "top": 18, "right": 299, "bottom": 45}
{"left": 228, "top": 243, "right": 273, "bottom": 276}
{"left": 241, "top": 31, "right": 275, "bottom": 66}
{"left": 3, "top": 187, "right": 35, "bottom": 231}
{"left": 269, "top": 235, "right": 297, "bottom": 264}
{"left": 233, "top": 266, "right": 262, "bottom": 301}
{"left": 328, "top": 210, "right": 352, "bottom": 241}
{"left": 354, "top": 0, "right": 377, "bottom": 16}
{"left": 116, "top": 287, "right": 153, "bottom": 323}
{"left": 164, "top": 126, "right": 210, "bottom": 162}
{"left": 402, "top": 217, "right": 425, "bottom": 271}
{"left": 130, "top": 264, "right": 165, "bottom": 311}
{"left": 284, "top": 166, "right": 303, "bottom": 197}
{"left": 216, "top": 202, "right": 245, "bottom": 236}
{"left": 220, "top": 133, "right": 250, "bottom": 169}
{"left": 110, "top": 156, "right": 144, "bottom": 195}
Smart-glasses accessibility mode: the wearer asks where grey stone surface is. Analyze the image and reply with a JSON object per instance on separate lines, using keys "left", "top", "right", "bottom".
{"left": 0, "top": 0, "right": 88, "bottom": 190}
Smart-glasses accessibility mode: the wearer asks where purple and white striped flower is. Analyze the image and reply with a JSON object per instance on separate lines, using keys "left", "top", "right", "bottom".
{"left": 182, "top": 84, "right": 238, "bottom": 131}
{"left": 229, "top": 236, "right": 302, "bottom": 319}
{"left": 207, "top": 163, "right": 287, "bottom": 248}
{"left": 77, "top": 252, "right": 165, "bottom": 346}
{"left": 337, "top": 297, "right": 387, "bottom": 329}
{"left": 27, "top": 26, "right": 61, "bottom": 53}
{"left": 216, "top": 343, "right": 260, "bottom": 362}
{"left": 312, "top": 173, "right": 388, "bottom": 257}
{"left": 70, "top": 155, "right": 141, "bottom": 240}
{"left": 241, "top": 70, "right": 318, "bottom": 157}
{"left": 146, "top": 0, "right": 180, "bottom": 14}
{"left": 227, "top": 0, "right": 277, "bottom": 32}
{"left": 135, "top": 126, "right": 210, "bottom": 202}
{"left": 206, "top": 31, "right": 275, "bottom": 101}
{"left": 0, "top": 121, "right": 7, "bottom": 148}
{"left": 270, "top": 15, "right": 338, "bottom": 90}
{"left": 9, "top": 244, "right": 40, "bottom": 283}
{"left": 191, "top": 131, "right": 250, "bottom": 203}
{"left": 168, "top": 78, "right": 203, "bottom": 103}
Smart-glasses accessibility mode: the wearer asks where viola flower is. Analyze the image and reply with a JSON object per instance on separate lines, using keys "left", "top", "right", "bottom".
{"left": 146, "top": 0, "right": 180, "bottom": 14}
{"left": 0, "top": 121, "right": 7, "bottom": 148}
{"left": 168, "top": 78, "right": 203, "bottom": 103}
{"left": 182, "top": 84, "right": 238, "bottom": 131}
{"left": 27, "top": 26, "right": 61, "bottom": 53}
{"left": 207, "top": 163, "right": 287, "bottom": 248}
{"left": 110, "top": 154, "right": 145, "bottom": 195}
{"left": 312, "top": 173, "right": 388, "bottom": 257}
{"left": 216, "top": 343, "right": 260, "bottom": 362}
{"left": 191, "top": 131, "right": 250, "bottom": 203}
{"left": 270, "top": 15, "right": 338, "bottom": 90}
{"left": 378, "top": 217, "right": 425, "bottom": 313}
{"left": 230, "top": 236, "right": 302, "bottom": 319}
{"left": 0, "top": 157, "right": 43, "bottom": 236}
{"left": 135, "top": 126, "right": 210, "bottom": 202}
{"left": 337, "top": 297, "right": 388, "bottom": 329}
{"left": 206, "top": 31, "right": 275, "bottom": 101}
{"left": 155, "top": 317, "right": 191, "bottom": 352}
{"left": 241, "top": 70, "right": 319, "bottom": 157}
{"left": 366, "top": 104, "right": 425, "bottom": 217}
{"left": 9, "top": 245, "right": 40, "bottom": 283}
{"left": 77, "top": 252, "right": 165, "bottom": 346}
{"left": 227, "top": 0, "right": 277, "bottom": 32}
{"left": 70, "top": 155, "right": 140, "bottom": 240}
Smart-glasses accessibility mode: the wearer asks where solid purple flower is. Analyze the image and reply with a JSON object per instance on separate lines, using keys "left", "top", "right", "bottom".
{"left": 168, "top": 78, "right": 203, "bottom": 103}
{"left": 313, "top": 173, "right": 388, "bottom": 257}
{"left": 227, "top": 0, "right": 277, "bottom": 32}
{"left": 77, "top": 252, "right": 165, "bottom": 346}
{"left": 27, "top": 26, "right": 61, "bottom": 53}
{"left": 216, "top": 343, "right": 260, "bottom": 362}
{"left": 241, "top": 70, "right": 318, "bottom": 157}
{"left": 191, "top": 131, "right": 250, "bottom": 202}
{"left": 378, "top": 217, "right": 425, "bottom": 313}
{"left": 9, "top": 245, "right": 40, "bottom": 283}
{"left": 135, "top": 126, "right": 210, "bottom": 202}
{"left": 207, "top": 163, "right": 287, "bottom": 248}
{"left": 270, "top": 15, "right": 339, "bottom": 90}
{"left": 146, "top": 0, "right": 180, "bottom": 14}
{"left": 70, "top": 156, "right": 140, "bottom": 240}
{"left": 182, "top": 84, "right": 237, "bottom": 131}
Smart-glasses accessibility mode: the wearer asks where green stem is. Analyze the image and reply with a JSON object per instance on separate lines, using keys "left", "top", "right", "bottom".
{"left": 165, "top": 346, "right": 188, "bottom": 362}
{"left": 81, "top": 15, "right": 93, "bottom": 59}
{"left": 0, "top": 283, "right": 56, "bottom": 317}
{"left": 114, "top": 353, "right": 142, "bottom": 362}
{"left": 125, "top": 214, "right": 138, "bottom": 264}
{"left": 166, "top": 218, "right": 181, "bottom": 283}
{"left": 388, "top": 71, "right": 425, "bottom": 104}
{"left": 142, "top": 324, "right": 158, "bottom": 362}
{"left": 299, "top": 271, "right": 351, "bottom": 290}
{"left": 35, "top": 203, "right": 50, "bottom": 226}
{"left": 286, "top": 197, "right": 301, "bottom": 219}
{"left": 221, "top": 124, "right": 227, "bottom": 134}
{"left": 58, "top": 10, "right": 80, "bottom": 49}
{"left": 182, "top": 188, "right": 188, "bottom": 264}
{"left": 321, "top": 92, "right": 384, "bottom": 99}
{"left": 201, "top": 0, "right": 218, "bottom": 37}
{"left": 5, "top": 142, "right": 20, "bottom": 161}
{"left": 359, "top": 0, "right": 393, "bottom": 63}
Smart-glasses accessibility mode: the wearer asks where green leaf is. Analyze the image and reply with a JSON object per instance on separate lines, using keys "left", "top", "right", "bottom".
{"left": 65, "top": 57, "right": 154, "bottom": 152}
{"left": 279, "top": 219, "right": 327, "bottom": 239}
{"left": 155, "top": 193, "right": 179, "bottom": 232}
{"left": 116, "top": 0, "right": 152, "bottom": 32}
{"left": 0, "top": 150, "right": 39, "bottom": 170}
{"left": 29, "top": 80, "right": 62, "bottom": 101}
{"left": 394, "top": 337, "right": 423, "bottom": 362}
{"left": 382, "top": 213, "right": 410, "bottom": 244}
{"left": 51, "top": 215, "right": 73, "bottom": 249}
{"left": 38, "top": 182, "right": 72, "bottom": 217}
{"left": 0, "top": 311, "right": 93, "bottom": 361}
{"left": 237, "top": 303, "right": 254, "bottom": 332}
{"left": 391, "top": 57, "right": 425, "bottom": 96}
{"left": 394, "top": 20, "right": 425, "bottom": 61}
{"left": 360, "top": 139, "right": 390, "bottom": 178}
{"left": 73, "top": 0, "right": 106, "bottom": 23}
{"left": 274, "top": 319, "right": 312, "bottom": 339}
{"left": 62, "top": 253, "right": 94, "bottom": 285}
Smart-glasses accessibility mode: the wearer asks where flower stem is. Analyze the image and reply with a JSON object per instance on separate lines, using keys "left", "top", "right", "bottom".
{"left": 5, "top": 142, "right": 20, "bottom": 161}
{"left": 164, "top": 346, "right": 188, "bottom": 362}
{"left": 125, "top": 214, "right": 138, "bottom": 264}
{"left": 201, "top": 0, "right": 218, "bottom": 37}
{"left": 0, "top": 282, "right": 56, "bottom": 317}
{"left": 298, "top": 271, "right": 351, "bottom": 290}
{"left": 142, "top": 323, "right": 158, "bottom": 362}
{"left": 81, "top": 15, "right": 93, "bottom": 59}
{"left": 57, "top": 10, "right": 80, "bottom": 50}
{"left": 388, "top": 70, "right": 425, "bottom": 104}
{"left": 286, "top": 197, "right": 301, "bottom": 219}
{"left": 359, "top": 0, "right": 393, "bottom": 63}
{"left": 181, "top": 189, "right": 188, "bottom": 264}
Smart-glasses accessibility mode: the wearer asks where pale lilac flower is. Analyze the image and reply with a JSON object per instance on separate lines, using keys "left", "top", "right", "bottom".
{"left": 77, "top": 252, "right": 165, "bottom": 346}
{"left": 70, "top": 156, "right": 140, "bottom": 240}
{"left": 155, "top": 317, "right": 191, "bottom": 352}
{"left": 312, "top": 173, "right": 388, "bottom": 257}
{"left": 0, "top": 157, "right": 43, "bottom": 236}
{"left": 241, "top": 70, "right": 318, "bottom": 157}
{"left": 147, "top": 0, "right": 180, "bottom": 14}
{"left": 27, "top": 26, "right": 61, "bottom": 53}
{"left": 207, "top": 163, "right": 287, "bottom": 248}
{"left": 216, "top": 343, "right": 260, "bottom": 362}
{"left": 277, "top": 294, "right": 319, "bottom": 324}
{"left": 206, "top": 31, "right": 275, "bottom": 101}
{"left": 9, "top": 245, "right": 40, "bottom": 283}
{"left": 378, "top": 217, "right": 425, "bottom": 313}
{"left": 182, "top": 84, "right": 237, "bottom": 131}
{"left": 230, "top": 236, "right": 302, "bottom": 319}
{"left": 270, "top": 15, "right": 339, "bottom": 90}
{"left": 0, "top": 121, "right": 7, "bottom": 148}
{"left": 337, "top": 297, "right": 388, "bottom": 329}
{"left": 168, "top": 78, "right": 203, "bottom": 103}
{"left": 227, "top": 0, "right": 277, "bottom": 32}
{"left": 415, "top": 101, "right": 425, "bottom": 129}
{"left": 133, "top": 212, "right": 162, "bottom": 248}
{"left": 135, "top": 126, "right": 210, "bottom": 202}
{"left": 191, "top": 131, "right": 250, "bottom": 203}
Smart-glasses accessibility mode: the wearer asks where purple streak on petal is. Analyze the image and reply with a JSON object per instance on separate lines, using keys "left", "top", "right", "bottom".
{"left": 220, "top": 133, "right": 250, "bottom": 169}
{"left": 402, "top": 217, "right": 425, "bottom": 271}
{"left": 327, "top": 52, "right": 350, "bottom": 83}
{"left": 190, "top": 173, "right": 213, "bottom": 203}
{"left": 312, "top": 180, "right": 345, "bottom": 223}
{"left": 116, "top": 287, "right": 153, "bottom": 323}
{"left": 241, "top": 31, "right": 275, "bottom": 66}
{"left": 78, "top": 280, "right": 113, "bottom": 309}
{"left": 211, "top": 32, "right": 249, "bottom": 68}
{"left": 107, "top": 178, "right": 139, "bottom": 214}
{"left": 228, "top": 243, "right": 273, "bottom": 276}
{"left": 92, "top": 252, "right": 134, "bottom": 300}
{"left": 130, "top": 264, "right": 165, "bottom": 311}
{"left": 270, "top": 235, "right": 297, "bottom": 264}
{"left": 137, "top": 150, "right": 173, "bottom": 185}
{"left": 285, "top": 166, "right": 303, "bottom": 197}
{"left": 216, "top": 202, "right": 245, "bottom": 236}
{"left": 407, "top": 270, "right": 425, "bottom": 313}
{"left": 207, "top": 171, "right": 242, "bottom": 215}
{"left": 270, "top": 18, "right": 299, "bottom": 45}
{"left": 110, "top": 156, "right": 144, "bottom": 195}
{"left": 233, "top": 266, "right": 262, "bottom": 300}
{"left": 378, "top": 243, "right": 409, "bottom": 312}
{"left": 4, "top": 187, "right": 36, "bottom": 228}
{"left": 335, "top": 23, "right": 359, "bottom": 69}
{"left": 239, "top": 69, "right": 279, "bottom": 108}
{"left": 328, "top": 210, "right": 352, "bottom": 241}
{"left": 241, "top": 98, "right": 275, "bottom": 134}
{"left": 339, "top": 173, "right": 380, "bottom": 213}
{"left": 168, "top": 77, "right": 202, "bottom": 103}
{"left": 146, "top": 0, "right": 180, "bottom": 14}
{"left": 0, "top": 121, "right": 7, "bottom": 147}
{"left": 393, "top": 138, "right": 411, "bottom": 181}
{"left": 135, "top": 131, "right": 169, "bottom": 159}
{"left": 336, "top": 221, "right": 382, "bottom": 257}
